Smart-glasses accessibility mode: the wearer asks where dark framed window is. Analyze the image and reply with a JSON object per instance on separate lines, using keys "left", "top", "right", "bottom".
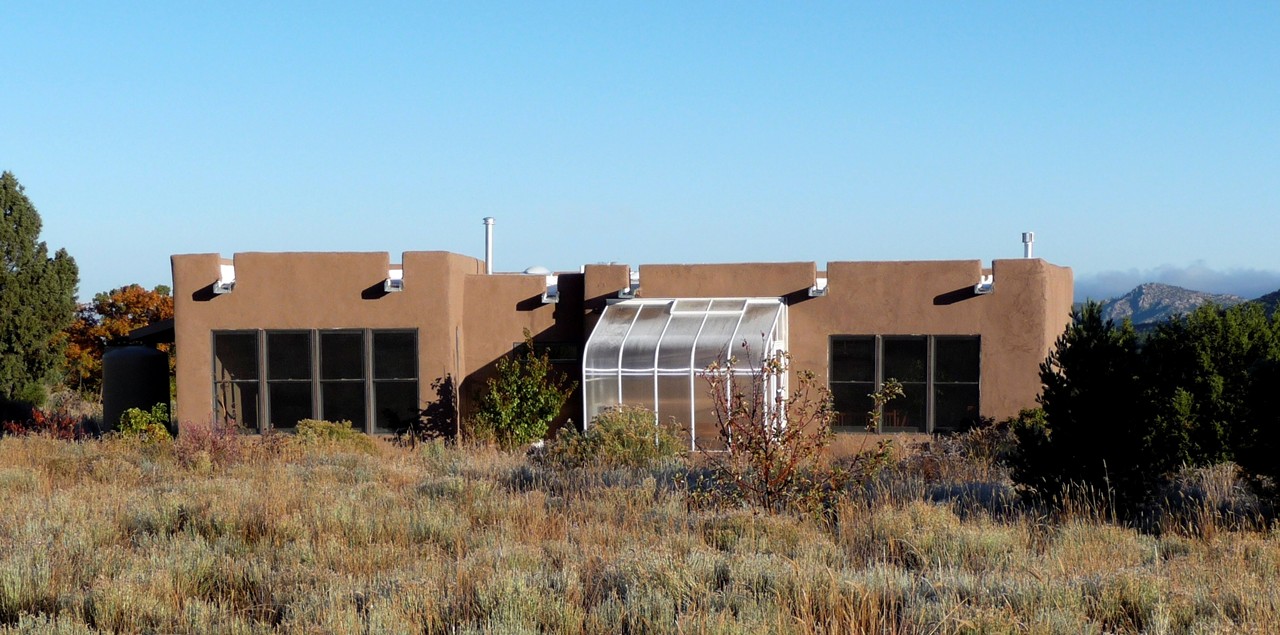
{"left": 211, "top": 329, "right": 419, "bottom": 434}
{"left": 267, "top": 331, "right": 312, "bottom": 430}
{"left": 829, "top": 335, "right": 980, "bottom": 433}
{"left": 213, "top": 331, "right": 260, "bottom": 431}
{"left": 373, "top": 331, "right": 418, "bottom": 434}
{"left": 321, "top": 331, "right": 366, "bottom": 429}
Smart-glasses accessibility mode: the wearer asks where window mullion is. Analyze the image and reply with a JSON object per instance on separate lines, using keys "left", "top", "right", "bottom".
{"left": 926, "top": 336, "right": 935, "bottom": 434}
{"left": 257, "top": 330, "right": 269, "bottom": 432}
{"left": 364, "top": 329, "right": 374, "bottom": 435}
{"left": 311, "top": 330, "right": 321, "bottom": 422}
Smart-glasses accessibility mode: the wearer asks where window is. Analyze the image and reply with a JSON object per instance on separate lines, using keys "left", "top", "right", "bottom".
{"left": 213, "top": 332, "right": 260, "bottom": 431}
{"left": 373, "top": 331, "right": 418, "bottom": 434}
{"left": 267, "top": 332, "right": 312, "bottom": 430}
{"left": 321, "top": 331, "right": 366, "bottom": 429}
{"left": 829, "top": 335, "right": 980, "bottom": 433}
{"left": 211, "top": 329, "right": 418, "bottom": 433}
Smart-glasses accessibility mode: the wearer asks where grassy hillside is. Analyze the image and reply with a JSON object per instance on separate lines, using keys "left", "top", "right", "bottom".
{"left": 0, "top": 434, "right": 1276, "bottom": 633}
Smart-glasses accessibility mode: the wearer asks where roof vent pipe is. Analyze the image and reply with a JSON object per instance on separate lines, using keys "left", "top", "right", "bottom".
{"left": 483, "top": 217, "right": 495, "bottom": 274}
{"left": 1022, "top": 232, "right": 1034, "bottom": 259}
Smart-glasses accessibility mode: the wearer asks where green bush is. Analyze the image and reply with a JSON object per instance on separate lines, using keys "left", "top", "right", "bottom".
{"left": 117, "top": 403, "right": 171, "bottom": 444}
{"left": 537, "top": 405, "right": 683, "bottom": 470}
{"left": 473, "top": 331, "right": 576, "bottom": 450}
{"left": 294, "top": 419, "right": 376, "bottom": 452}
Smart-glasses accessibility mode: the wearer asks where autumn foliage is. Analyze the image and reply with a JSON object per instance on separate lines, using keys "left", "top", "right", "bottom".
{"left": 62, "top": 284, "right": 173, "bottom": 395}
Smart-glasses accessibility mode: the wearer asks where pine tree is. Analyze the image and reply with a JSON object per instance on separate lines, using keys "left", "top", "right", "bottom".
{"left": 0, "top": 171, "right": 79, "bottom": 408}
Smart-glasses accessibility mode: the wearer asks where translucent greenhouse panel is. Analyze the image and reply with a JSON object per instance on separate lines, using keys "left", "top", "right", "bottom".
{"left": 583, "top": 304, "right": 640, "bottom": 371}
{"left": 583, "top": 374, "right": 620, "bottom": 424}
{"left": 693, "top": 372, "right": 726, "bottom": 451}
{"left": 618, "top": 304, "right": 669, "bottom": 372}
{"left": 656, "top": 374, "right": 692, "bottom": 443}
{"left": 656, "top": 313, "right": 705, "bottom": 370}
{"left": 709, "top": 298, "right": 746, "bottom": 312}
{"left": 619, "top": 373, "right": 656, "bottom": 411}
{"left": 673, "top": 299, "right": 712, "bottom": 312}
{"left": 730, "top": 303, "right": 782, "bottom": 368}
{"left": 693, "top": 314, "right": 741, "bottom": 368}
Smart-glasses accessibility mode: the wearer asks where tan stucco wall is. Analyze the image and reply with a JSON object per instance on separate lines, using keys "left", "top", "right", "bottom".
{"left": 633, "top": 258, "right": 1073, "bottom": 422}
{"left": 172, "top": 251, "right": 1072, "bottom": 432}
{"left": 171, "top": 251, "right": 483, "bottom": 426}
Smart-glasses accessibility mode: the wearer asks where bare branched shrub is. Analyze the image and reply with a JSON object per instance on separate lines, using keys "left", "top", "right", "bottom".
{"left": 175, "top": 417, "right": 244, "bottom": 468}
{"left": 699, "top": 348, "right": 842, "bottom": 514}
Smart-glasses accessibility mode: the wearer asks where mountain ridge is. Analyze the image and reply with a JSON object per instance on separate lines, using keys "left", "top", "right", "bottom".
{"left": 1096, "top": 282, "right": 1246, "bottom": 325}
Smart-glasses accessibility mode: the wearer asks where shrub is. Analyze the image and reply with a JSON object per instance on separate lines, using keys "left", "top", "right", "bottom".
{"left": 117, "top": 403, "right": 171, "bottom": 444}
{"left": 536, "top": 405, "right": 683, "bottom": 470}
{"left": 472, "top": 331, "right": 576, "bottom": 450}
{"left": 401, "top": 374, "right": 458, "bottom": 445}
{"left": 175, "top": 417, "right": 244, "bottom": 468}
{"left": 294, "top": 419, "right": 377, "bottom": 453}
{"left": 700, "top": 348, "right": 842, "bottom": 515}
{"left": 2, "top": 406, "right": 86, "bottom": 440}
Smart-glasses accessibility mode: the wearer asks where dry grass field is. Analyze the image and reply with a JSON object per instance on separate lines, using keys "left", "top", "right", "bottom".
{"left": 0, "top": 431, "right": 1277, "bottom": 634}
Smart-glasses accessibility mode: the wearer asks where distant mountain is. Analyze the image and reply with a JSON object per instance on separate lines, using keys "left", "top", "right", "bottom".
{"left": 1098, "top": 283, "right": 1245, "bottom": 326}
{"left": 1251, "top": 289, "right": 1280, "bottom": 317}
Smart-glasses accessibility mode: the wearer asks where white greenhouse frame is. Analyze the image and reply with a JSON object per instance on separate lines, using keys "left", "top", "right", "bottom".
{"left": 581, "top": 297, "right": 789, "bottom": 450}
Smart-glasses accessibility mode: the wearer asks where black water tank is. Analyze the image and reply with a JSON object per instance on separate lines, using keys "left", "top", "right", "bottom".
{"left": 102, "top": 345, "right": 170, "bottom": 433}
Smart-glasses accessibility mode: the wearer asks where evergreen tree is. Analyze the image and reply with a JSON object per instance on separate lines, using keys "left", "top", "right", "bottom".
{"left": 1143, "top": 302, "right": 1280, "bottom": 468}
{"left": 1022, "top": 301, "right": 1149, "bottom": 506}
{"left": 0, "top": 172, "right": 79, "bottom": 408}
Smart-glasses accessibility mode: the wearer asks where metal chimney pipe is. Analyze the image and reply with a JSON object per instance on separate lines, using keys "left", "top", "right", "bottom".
{"left": 483, "top": 217, "right": 495, "bottom": 274}
{"left": 1022, "top": 232, "right": 1035, "bottom": 259}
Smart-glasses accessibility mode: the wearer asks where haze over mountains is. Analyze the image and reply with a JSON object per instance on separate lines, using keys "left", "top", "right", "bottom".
{"left": 1094, "top": 282, "right": 1279, "bottom": 326}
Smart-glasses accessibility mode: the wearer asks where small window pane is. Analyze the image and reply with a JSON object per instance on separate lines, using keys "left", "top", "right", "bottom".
{"left": 321, "top": 332, "right": 364, "bottom": 380}
{"left": 269, "top": 382, "right": 312, "bottom": 429}
{"left": 831, "top": 382, "right": 874, "bottom": 431}
{"left": 322, "top": 381, "right": 367, "bottom": 429}
{"left": 935, "top": 384, "right": 980, "bottom": 432}
{"left": 268, "top": 332, "right": 311, "bottom": 380}
{"left": 883, "top": 387, "right": 926, "bottom": 433}
{"left": 214, "top": 332, "right": 258, "bottom": 381}
{"left": 831, "top": 337, "right": 874, "bottom": 382}
{"left": 883, "top": 337, "right": 927, "bottom": 383}
{"left": 373, "top": 331, "right": 416, "bottom": 379}
{"left": 374, "top": 381, "right": 418, "bottom": 433}
{"left": 215, "top": 381, "right": 259, "bottom": 431}
{"left": 935, "top": 337, "right": 980, "bottom": 383}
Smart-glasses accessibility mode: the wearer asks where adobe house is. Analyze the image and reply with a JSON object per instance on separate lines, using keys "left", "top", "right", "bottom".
{"left": 170, "top": 236, "right": 1072, "bottom": 444}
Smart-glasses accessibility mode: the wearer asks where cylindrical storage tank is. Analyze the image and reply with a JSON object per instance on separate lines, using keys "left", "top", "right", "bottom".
{"left": 102, "top": 345, "right": 171, "bottom": 434}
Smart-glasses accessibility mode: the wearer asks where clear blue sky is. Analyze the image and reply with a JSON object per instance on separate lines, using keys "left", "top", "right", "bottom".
{"left": 5, "top": 2, "right": 1278, "bottom": 302}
